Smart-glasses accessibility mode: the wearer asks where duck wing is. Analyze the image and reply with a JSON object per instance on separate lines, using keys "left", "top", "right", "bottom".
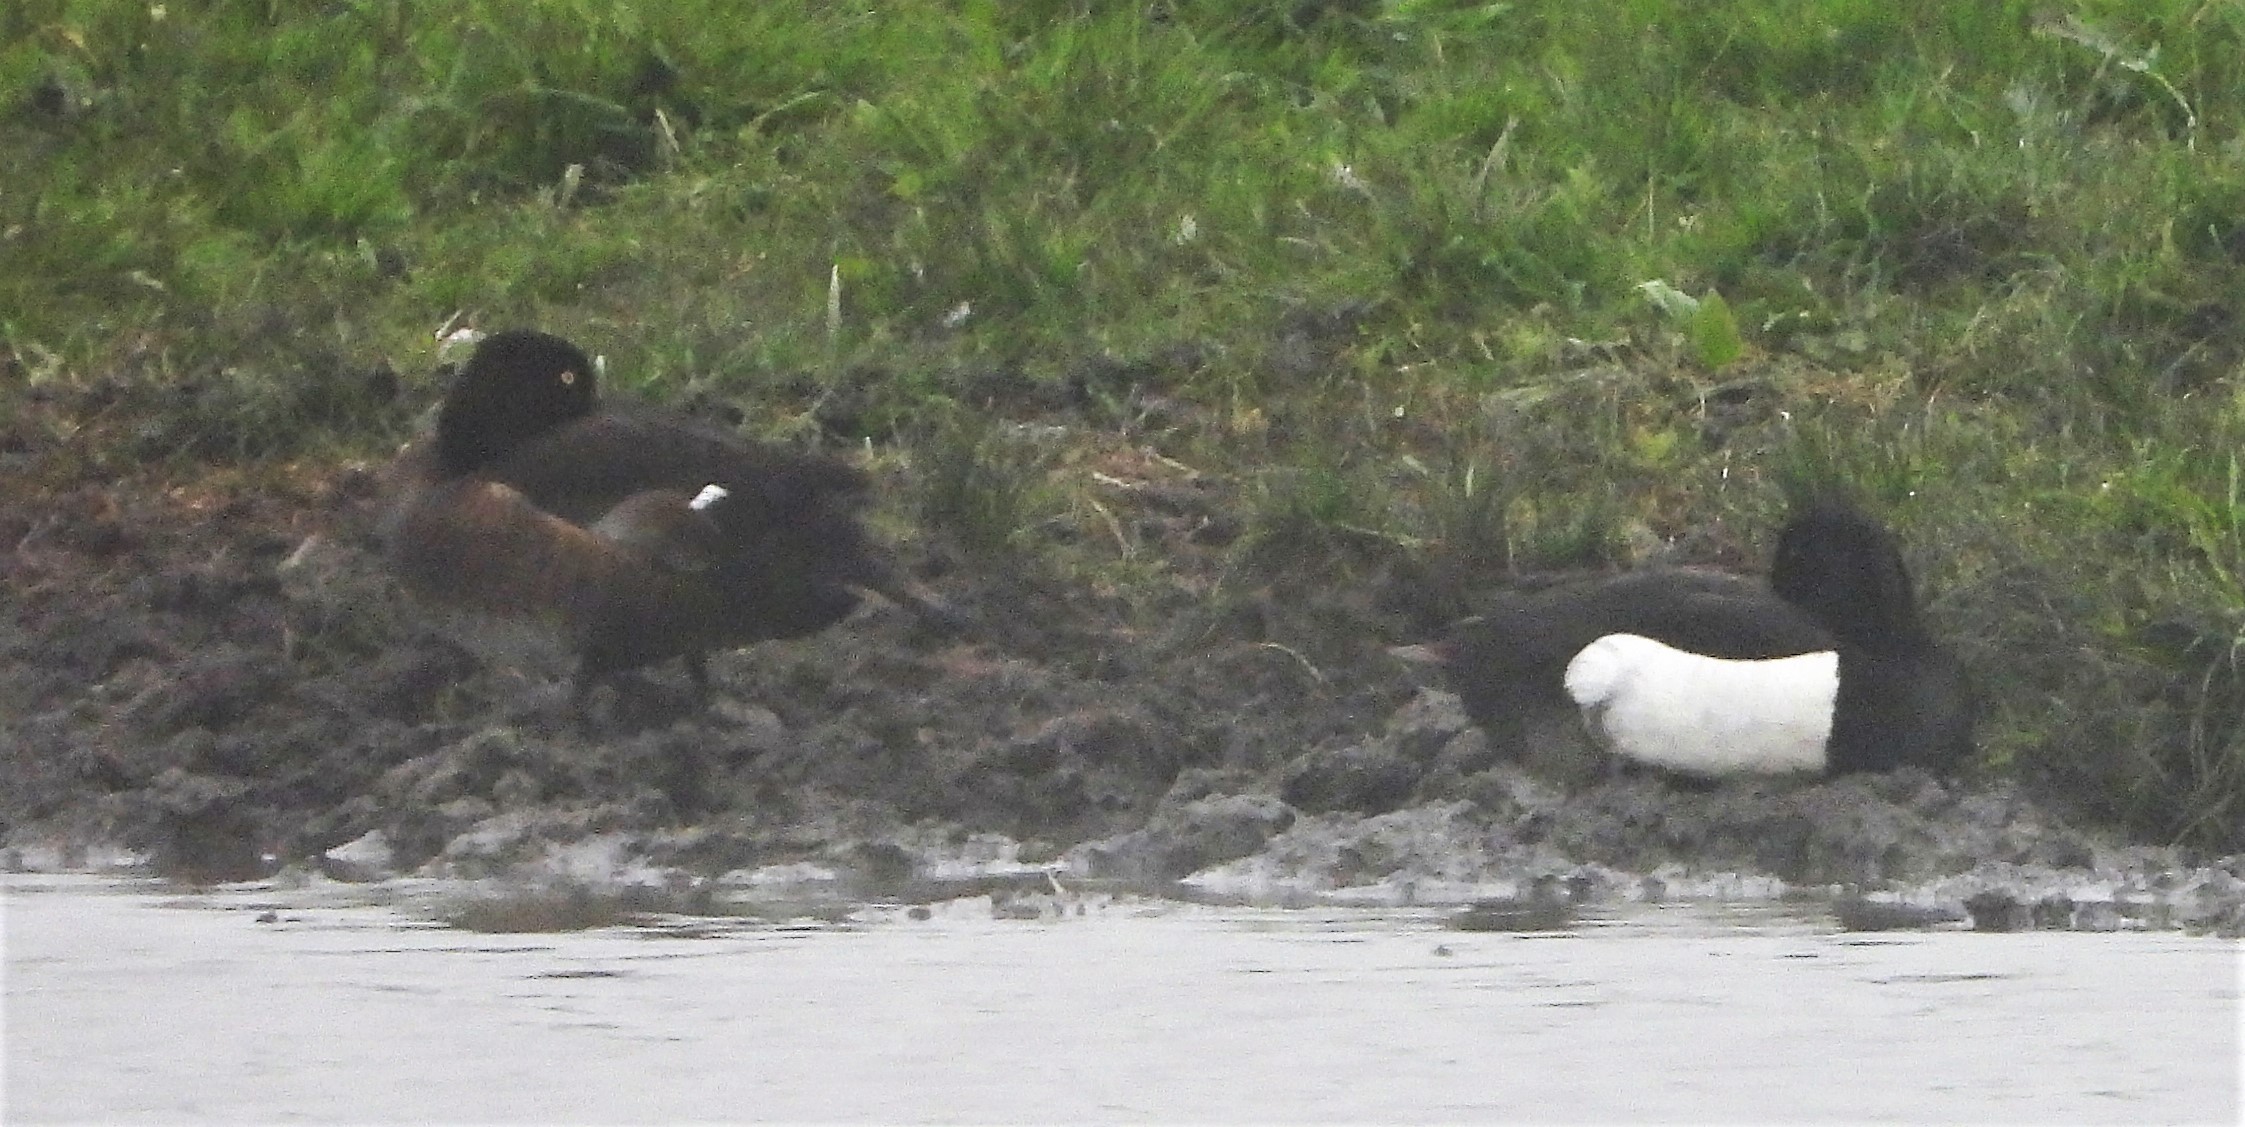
{"left": 1441, "top": 568, "right": 1835, "bottom": 714}
{"left": 479, "top": 405, "right": 867, "bottom": 522}
{"left": 385, "top": 468, "right": 803, "bottom": 670}
{"left": 384, "top": 473, "right": 636, "bottom": 625}
{"left": 1464, "top": 569, "right": 1831, "bottom": 668}
{"left": 490, "top": 406, "right": 964, "bottom": 631}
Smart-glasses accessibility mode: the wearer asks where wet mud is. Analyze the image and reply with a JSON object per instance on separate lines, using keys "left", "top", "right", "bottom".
{"left": 4, "top": 391, "right": 2241, "bottom": 934}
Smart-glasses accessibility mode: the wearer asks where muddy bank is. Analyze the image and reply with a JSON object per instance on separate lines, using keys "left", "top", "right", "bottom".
{"left": 4, "top": 394, "right": 2241, "bottom": 935}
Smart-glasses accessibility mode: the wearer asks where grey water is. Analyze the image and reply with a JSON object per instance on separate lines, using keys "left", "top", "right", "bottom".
{"left": 5, "top": 874, "right": 2238, "bottom": 1124}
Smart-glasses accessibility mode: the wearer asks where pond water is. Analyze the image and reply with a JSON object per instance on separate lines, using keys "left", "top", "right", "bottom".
{"left": 5, "top": 874, "right": 2239, "bottom": 1124}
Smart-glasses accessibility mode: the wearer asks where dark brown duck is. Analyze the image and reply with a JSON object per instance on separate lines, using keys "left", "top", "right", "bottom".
{"left": 384, "top": 329, "right": 954, "bottom": 703}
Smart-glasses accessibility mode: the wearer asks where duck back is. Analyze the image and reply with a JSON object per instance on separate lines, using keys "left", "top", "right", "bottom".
{"left": 478, "top": 405, "right": 886, "bottom": 588}
{"left": 1443, "top": 568, "right": 1834, "bottom": 731}
{"left": 483, "top": 406, "right": 868, "bottom": 517}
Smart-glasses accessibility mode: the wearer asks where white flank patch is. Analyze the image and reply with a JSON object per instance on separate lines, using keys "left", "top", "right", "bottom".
{"left": 688, "top": 484, "right": 730, "bottom": 511}
{"left": 1564, "top": 633, "right": 1838, "bottom": 777}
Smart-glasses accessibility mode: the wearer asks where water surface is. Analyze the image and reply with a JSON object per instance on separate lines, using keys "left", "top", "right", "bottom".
{"left": 6, "top": 875, "right": 2238, "bottom": 1123}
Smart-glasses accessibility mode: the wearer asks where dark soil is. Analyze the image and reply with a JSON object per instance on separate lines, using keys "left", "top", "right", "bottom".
{"left": 5, "top": 383, "right": 2241, "bottom": 935}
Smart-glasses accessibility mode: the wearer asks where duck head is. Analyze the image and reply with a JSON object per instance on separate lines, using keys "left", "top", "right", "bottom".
{"left": 1769, "top": 500, "right": 1975, "bottom": 774}
{"left": 1768, "top": 500, "right": 1930, "bottom": 654}
{"left": 435, "top": 329, "right": 599, "bottom": 476}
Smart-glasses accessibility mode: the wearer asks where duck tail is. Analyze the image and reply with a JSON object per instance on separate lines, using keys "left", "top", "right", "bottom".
{"left": 1562, "top": 634, "right": 1635, "bottom": 707}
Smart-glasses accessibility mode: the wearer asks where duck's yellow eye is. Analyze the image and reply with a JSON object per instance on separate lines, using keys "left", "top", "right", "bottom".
{"left": 560, "top": 370, "right": 577, "bottom": 386}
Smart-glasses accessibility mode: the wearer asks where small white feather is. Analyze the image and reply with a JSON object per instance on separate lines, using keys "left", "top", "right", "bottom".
{"left": 434, "top": 326, "right": 487, "bottom": 363}
{"left": 1564, "top": 633, "right": 1838, "bottom": 777}
{"left": 689, "top": 484, "right": 730, "bottom": 511}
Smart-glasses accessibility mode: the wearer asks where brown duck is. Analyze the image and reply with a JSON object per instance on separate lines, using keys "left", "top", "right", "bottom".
{"left": 383, "top": 329, "right": 957, "bottom": 706}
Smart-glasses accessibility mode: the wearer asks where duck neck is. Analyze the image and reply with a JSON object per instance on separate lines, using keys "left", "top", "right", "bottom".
{"left": 433, "top": 392, "right": 507, "bottom": 477}
{"left": 1815, "top": 600, "right": 1933, "bottom": 657}
{"left": 433, "top": 379, "right": 565, "bottom": 478}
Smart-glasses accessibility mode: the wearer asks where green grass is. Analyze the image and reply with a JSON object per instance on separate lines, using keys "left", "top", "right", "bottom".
{"left": 7, "top": 0, "right": 2244, "bottom": 850}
